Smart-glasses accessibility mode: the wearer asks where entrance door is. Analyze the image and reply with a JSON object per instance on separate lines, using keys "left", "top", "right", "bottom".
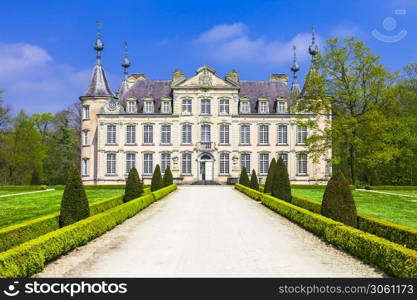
{"left": 200, "top": 162, "right": 206, "bottom": 180}
{"left": 205, "top": 161, "right": 213, "bottom": 180}
{"left": 198, "top": 153, "right": 213, "bottom": 181}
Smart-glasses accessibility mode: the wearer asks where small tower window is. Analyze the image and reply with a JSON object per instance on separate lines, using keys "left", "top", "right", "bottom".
{"left": 82, "top": 105, "right": 90, "bottom": 120}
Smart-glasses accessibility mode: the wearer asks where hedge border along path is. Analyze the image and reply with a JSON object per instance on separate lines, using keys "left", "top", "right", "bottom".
{"left": 0, "top": 187, "right": 152, "bottom": 253}
{"left": 0, "top": 184, "right": 176, "bottom": 278}
{"left": 235, "top": 184, "right": 417, "bottom": 278}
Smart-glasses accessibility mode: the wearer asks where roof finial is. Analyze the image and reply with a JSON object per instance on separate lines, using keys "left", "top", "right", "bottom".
{"left": 308, "top": 25, "right": 319, "bottom": 61}
{"left": 291, "top": 45, "right": 300, "bottom": 85}
{"left": 121, "top": 41, "right": 131, "bottom": 77}
{"left": 93, "top": 21, "right": 104, "bottom": 65}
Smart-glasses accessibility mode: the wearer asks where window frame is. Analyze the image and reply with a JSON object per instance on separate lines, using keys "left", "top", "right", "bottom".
{"left": 181, "top": 152, "right": 192, "bottom": 175}
{"left": 277, "top": 124, "right": 288, "bottom": 145}
{"left": 219, "top": 152, "right": 230, "bottom": 175}
{"left": 126, "top": 101, "right": 137, "bottom": 113}
{"left": 126, "top": 125, "right": 136, "bottom": 144}
{"left": 82, "top": 105, "right": 90, "bottom": 120}
{"left": 160, "top": 152, "right": 171, "bottom": 173}
{"left": 161, "top": 124, "right": 172, "bottom": 145}
{"left": 259, "top": 101, "right": 269, "bottom": 114}
{"left": 143, "top": 153, "right": 153, "bottom": 175}
{"left": 107, "top": 125, "right": 117, "bottom": 144}
{"left": 161, "top": 101, "right": 171, "bottom": 114}
{"left": 200, "top": 99, "right": 211, "bottom": 115}
{"left": 106, "top": 153, "right": 116, "bottom": 174}
{"left": 240, "top": 101, "right": 250, "bottom": 114}
{"left": 201, "top": 124, "right": 211, "bottom": 142}
{"left": 144, "top": 101, "right": 154, "bottom": 114}
{"left": 126, "top": 153, "right": 136, "bottom": 173}
{"left": 297, "top": 153, "right": 308, "bottom": 176}
{"left": 240, "top": 125, "right": 250, "bottom": 145}
{"left": 82, "top": 159, "right": 89, "bottom": 176}
{"left": 240, "top": 153, "right": 251, "bottom": 173}
{"left": 297, "top": 126, "right": 308, "bottom": 145}
{"left": 259, "top": 125, "right": 269, "bottom": 145}
{"left": 259, "top": 153, "right": 269, "bottom": 175}
{"left": 219, "top": 124, "right": 230, "bottom": 145}
{"left": 143, "top": 124, "right": 153, "bottom": 145}
{"left": 182, "top": 98, "right": 192, "bottom": 115}
{"left": 181, "top": 124, "right": 192, "bottom": 144}
{"left": 219, "top": 99, "right": 230, "bottom": 115}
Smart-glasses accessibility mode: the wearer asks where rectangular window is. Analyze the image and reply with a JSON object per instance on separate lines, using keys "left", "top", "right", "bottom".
{"left": 127, "top": 101, "right": 136, "bottom": 113}
{"left": 219, "top": 99, "right": 229, "bottom": 115}
{"left": 219, "top": 124, "right": 229, "bottom": 145}
{"left": 143, "top": 125, "right": 153, "bottom": 144}
{"left": 144, "top": 153, "right": 153, "bottom": 175}
{"left": 161, "top": 153, "right": 171, "bottom": 173}
{"left": 182, "top": 99, "right": 192, "bottom": 115}
{"left": 297, "top": 153, "right": 308, "bottom": 175}
{"left": 277, "top": 101, "right": 286, "bottom": 113}
{"left": 82, "top": 159, "right": 89, "bottom": 176}
{"left": 126, "top": 125, "right": 136, "bottom": 144}
{"left": 220, "top": 152, "right": 230, "bottom": 175}
{"left": 277, "top": 125, "right": 288, "bottom": 145}
{"left": 259, "top": 153, "right": 269, "bottom": 175}
{"left": 107, "top": 125, "right": 116, "bottom": 144}
{"left": 82, "top": 105, "right": 90, "bottom": 120}
{"left": 240, "top": 125, "right": 250, "bottom": 145}
{"left": 201, "top": 99, "right": 211, "bottom": 115}
{"left": 144, "top": 101, "right": 154, "bottom": 113}
{"left": 201, "top": 124, "right": 211, "bottom": 142}
{"left": 259, "top": 101, "right": 269, "bottom": 113}
{"left": 182, "top": 124, "right": 192, "bottom": 144}
{"left": 259, "top": 125, "right": 269, "bottom": 145}
{"left": 126, "top": 153, "right": 136, "bottom": 173}
{"left": 82, "top": 130, "right": 88, "bottom": 146}
{"left": 161, "top": 125, "right": 171, "bottom": 144}
{"left": 240, "top": 101, "right": 250, "bottom": 114}
{"left": 182, "top": 152, "right": 192, "bottom": 175}
{"left": 107, "top": 153, "right": 116, "bottom": 174}
{"left": 161, "top": 101, "right": 171, "bottom": 114}
{"left": 297, "top": 126, "right": 307, "bottom": 145}
{"left": 240, "top": 153, "right": 251, "bottom": 173}
{"left": 278, "top": 153, "right": 288, "bottom": 167}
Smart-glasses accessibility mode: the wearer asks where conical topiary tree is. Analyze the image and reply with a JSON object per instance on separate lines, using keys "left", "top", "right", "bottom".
{"left": 162, "top": 165, "right": 173, "bottom": 187}
{"left": 239, "top": 167, "right": 250, "bottom": 187}
{"left": 59, "top": 168, "right": 90, "bottom": 227}
{"left": 263, "top": 158, "right": 276, "bottom": 194}
{"left": 124, "top": 167, "right": 143, "bottom": 202}
{"left": 30, "top": 167, "right": 41, "bottom": 185}
{"left": 271, "top": 158, "right": 292, "bottom": 202}
{"left": 151, "top": 164, "right": 163, "bottom": 191}
{"left": 250, "top": 169, "right": 259, "bottom": 191}
{"left": 321, "top": 170, "right": 358, "bottom": 227}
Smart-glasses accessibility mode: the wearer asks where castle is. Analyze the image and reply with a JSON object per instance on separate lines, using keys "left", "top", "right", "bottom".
{"left": 80, "top": 29, "right": 331, "bottom": 185}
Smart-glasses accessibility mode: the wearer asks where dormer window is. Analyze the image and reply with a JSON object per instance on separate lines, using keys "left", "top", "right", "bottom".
{"left": 277, "top": 101, "right": 287, "bottom": 113}
{"left": 126, "top": 101, "right": 137, "bottom": 113}
{"left": 144, "top": 100, "right": 154, "bottom": 113}
{"left": 240, "top": 101, "right": 250, "bottom": 114}
{"left": 161, "top": 101, "right": 171, "bottom": 114}
{"left": 259, "top": 100, "right": 269, "bottom": 113}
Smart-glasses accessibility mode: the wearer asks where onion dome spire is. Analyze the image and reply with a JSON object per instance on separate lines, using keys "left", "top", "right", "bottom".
{"left": 308, "top": 25, "right": 319, "bottom": 61}
{"left": 94, "top": 21, "right": 104, "bottom": 65}
{"left": 291, "top": 45, "right": 300, "bottom": 85}
{"left": 121, "top": 41, "right": 131, "bottom": 77}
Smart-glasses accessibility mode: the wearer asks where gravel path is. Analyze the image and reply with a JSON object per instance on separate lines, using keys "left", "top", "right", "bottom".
{"left": 357, "top": 189, "right": 417, "bottom": 199}
{"left": 0, "top": 189, "right": 55, "bottom": 198}
{"left": 37, "top": 186, "right": 384, "bottom": 278}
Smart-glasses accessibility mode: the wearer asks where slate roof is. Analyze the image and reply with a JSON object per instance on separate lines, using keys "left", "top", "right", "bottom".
{"left": 84, "top": 65, "right": 113, "bottom": 97}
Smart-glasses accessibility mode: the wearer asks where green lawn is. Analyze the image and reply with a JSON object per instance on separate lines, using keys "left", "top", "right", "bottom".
{"left": 292, "top": 189, "right": 417, "bottom": 229}
{"left": 0, "top": 189, "right": 124, "bottom": 229}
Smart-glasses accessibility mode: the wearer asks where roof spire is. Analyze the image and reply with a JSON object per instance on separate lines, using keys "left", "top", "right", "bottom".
{"left": 291, "top": 45, "right": 300, "bottom": 86}
{"left": 121, "top": 41, "right": 131, "bottom": 78}
{"left": 308, "top": 25, "right": 319, "bottom": 62}
{"left": 93, "top": 21, "right": 104, "bottom": 65}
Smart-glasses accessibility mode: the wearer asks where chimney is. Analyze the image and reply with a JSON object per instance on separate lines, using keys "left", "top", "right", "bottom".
{"left": 269, "top": 73, "right": 288, "bottom": 85}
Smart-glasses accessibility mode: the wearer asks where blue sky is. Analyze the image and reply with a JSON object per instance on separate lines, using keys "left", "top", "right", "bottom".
{"left": 0, "top": 0, "right": 416, "bottom": 114}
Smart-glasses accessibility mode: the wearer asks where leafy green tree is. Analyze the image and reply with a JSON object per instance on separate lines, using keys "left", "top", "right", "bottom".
{"left": 321, "top": 170, "right": 358, "bottom": 227}
{"left": 272, "top": 158, "right": 292, "bottom": 202}
{"left": 30, "top": 168, "right": 41, "bottom": 185}
{"left": 151, "top": 164, "right": 163, "bottom": 191}
{"left": 162, "top": 165, "right": 173, "bottom": 187}
{"left": 250, "top": 169, "right": 259, "bottom": 191}
{"left": 0, "top": 90, "right": 10, "bottom": 130}
{"left": 239, "top": 167, "right": 250, "bottom": 187}
{"left": 32, "top": 113, "right": 55, "bottom": 145}
{"left": 294, "top": 38, "right": 398, "bottom": 184}
{"left": 59, "top": 168, "right": 90, "bottom": 227}
{"left": 264, "top": 158, "right": 276, "bottom": 193}
{"left": 124, "top": 167, "right": 142, "bottom": 202}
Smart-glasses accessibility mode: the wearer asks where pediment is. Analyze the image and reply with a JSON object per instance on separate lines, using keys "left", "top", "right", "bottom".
{"left": 172, "top": 65, "right": 239, "bottom": 89}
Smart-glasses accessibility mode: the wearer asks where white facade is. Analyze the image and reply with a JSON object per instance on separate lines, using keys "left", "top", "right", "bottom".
{"left": 80, "top": 65, "right": 331, "bottom": 185}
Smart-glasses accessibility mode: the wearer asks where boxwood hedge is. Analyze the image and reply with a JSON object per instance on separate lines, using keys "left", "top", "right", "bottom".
{"left": 235, "top": 184, "right": 417, "bottom": 278}
{"left": 0, "top": 184, "right": 177, "bottom": 278}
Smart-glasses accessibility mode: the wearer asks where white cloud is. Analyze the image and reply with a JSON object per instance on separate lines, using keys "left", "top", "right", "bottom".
{"left": 330, "top": 23, "right": 365, "bottom": 39}
{"left": 193, "top": 23, "right": 322, "bottom": 66}
{"left": 0, "top": 43, "right": 102, "bottom": 114}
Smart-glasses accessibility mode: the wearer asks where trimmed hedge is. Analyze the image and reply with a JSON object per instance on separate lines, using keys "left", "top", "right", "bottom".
{"left": 0, "top": 185, "right": 48, "bottom": 191}
{"left": 235, "top": 183, "right": 263, "bottom": 201}
{"left": 235, "top": 184, "right": 417, "bottom": 278}
{"left": 366, "top": 185, "right": 417, "bottom": 191}
{"left": 152, "top": 184, "right": 177, "bottom": 200}
{"left": 0, "top": 184, "right": 177, "bottom": 278}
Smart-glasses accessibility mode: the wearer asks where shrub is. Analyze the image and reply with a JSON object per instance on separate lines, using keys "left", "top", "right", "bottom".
{"left": 264, "top": 158, "right": 276, "bottom": 194}
{"left": 249, "top": 169, "right": 259, "bottom": 191}
{"left": 124, "top": 168, "right": 143, "bottom": 202}
{"left": 151, "top": 164, "right": 163, "bottom": 191}
{"left": 152, "top": 184, "right": 177, "bottom": 200}
{"left": 239, "top": 167, "right": 250, "bottom": 187}
{"left": 30, "top": 168, "right": 41, "bottom": 185}
{"left": 235, "top": 183, "right": 263, "bottom": 201}
{"left": 162, "top": 166, "right": 173, "bottom": 187}
{"left": 321, "top": 170, "right": 357, "bottom": 228}
{"left": 271, "top": 158, "right": 292, "bottom": 202}
{"left": 59, "top": 169, "right": 90, "bottom": 227}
